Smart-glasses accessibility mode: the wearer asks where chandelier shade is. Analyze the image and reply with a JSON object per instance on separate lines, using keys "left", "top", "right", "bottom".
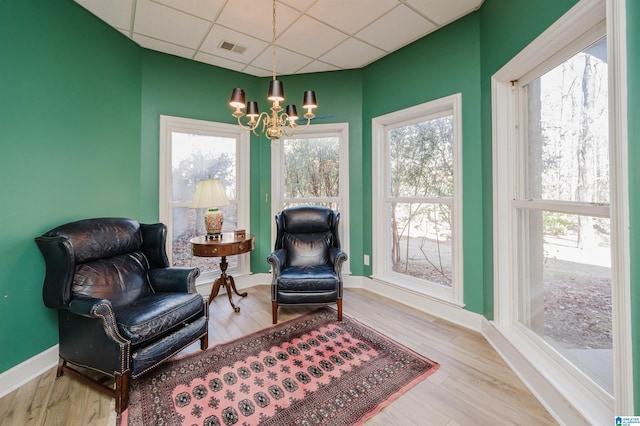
{"left": 285, "top": 104, "right": 298, "bottom": 121}
{"left": 227, "top": 0, "right": 318, "bottom": 140}
{"left": 267, "top": 80, "right": 285, "bottom": 102}
{"left": 303, "top": 90, "right": 317, "bottom": 109}
{"left": 229, "top": 88, "right": 246, "bottom": 109}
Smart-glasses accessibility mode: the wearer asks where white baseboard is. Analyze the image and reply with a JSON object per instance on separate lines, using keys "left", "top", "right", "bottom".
{"left": 0, "top": 345, "right": 58, "bottom": 399}
{"left": 362, "top": 276, "right": 484, "bottom": 332}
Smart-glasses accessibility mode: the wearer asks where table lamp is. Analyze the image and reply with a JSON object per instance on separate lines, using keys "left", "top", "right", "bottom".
{"left": 190, "top": 177, "right": 230, "bottom": 239}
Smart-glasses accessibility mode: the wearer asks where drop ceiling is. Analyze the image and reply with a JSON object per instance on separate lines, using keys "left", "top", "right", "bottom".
{"left": 75, "top": 0, "right": 484, "bottom": 77}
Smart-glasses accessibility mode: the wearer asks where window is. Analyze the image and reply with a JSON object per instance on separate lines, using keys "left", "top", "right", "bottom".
{"left": 492, "top": 0, "right": 632, "bottom": 418}
{"left": 516, "top": 35, "right": 612, "bottom": 392}
{"left": 372, "top": 94, "right": 463, "bottom": 306}
{"left": 159, "top": 115, "right": 250, "bottom": 284}
{"left": 271, "top": 123, "right": 350, "bottom": 270}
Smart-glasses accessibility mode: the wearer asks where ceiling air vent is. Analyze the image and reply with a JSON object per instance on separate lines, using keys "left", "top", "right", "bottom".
{"left": 219, "top": 41, "right": 247, "bottom": 54}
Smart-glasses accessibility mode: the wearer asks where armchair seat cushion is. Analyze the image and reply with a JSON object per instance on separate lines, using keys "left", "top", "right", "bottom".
{"left": 115, "top": 293, "right": 204, "bottom": 346}
{"left": 277, "top": 265, "right": 339, "bottom": 291}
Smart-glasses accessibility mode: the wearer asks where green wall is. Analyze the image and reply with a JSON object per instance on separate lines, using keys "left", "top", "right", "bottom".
{"left": 627, "top": 0, "right": 640, "bottom": 413}
{"left": 0, "top": 0, "right": 142, "bottom": 372}
{"left": 362, "top": 14, "right": 484, "bottom": 313}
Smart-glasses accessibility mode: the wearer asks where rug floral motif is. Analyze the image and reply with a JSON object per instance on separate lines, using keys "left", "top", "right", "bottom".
{"left": 123, "top": 307, "right": 438, "bottom": 425}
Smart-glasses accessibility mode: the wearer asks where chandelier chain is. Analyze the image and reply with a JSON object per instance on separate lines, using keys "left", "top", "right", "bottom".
{"left": 272, "top": 0, "right": 277, "bottom": 81}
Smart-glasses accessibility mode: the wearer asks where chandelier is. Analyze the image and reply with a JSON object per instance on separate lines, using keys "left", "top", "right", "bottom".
{"left": 228, "top": 0, "right": 317, "bottom": 140}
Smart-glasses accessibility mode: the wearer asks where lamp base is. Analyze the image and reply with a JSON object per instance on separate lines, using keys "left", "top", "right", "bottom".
{"left": 204, "top": 208, "right": 224, "bottom": 237}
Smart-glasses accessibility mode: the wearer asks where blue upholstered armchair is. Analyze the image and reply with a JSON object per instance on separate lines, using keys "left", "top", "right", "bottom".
{"left": 35, "top": 218, "right": 209, "bottom": 414}
{"left": 267, "top": 206, "right": 348, "bottom": 324}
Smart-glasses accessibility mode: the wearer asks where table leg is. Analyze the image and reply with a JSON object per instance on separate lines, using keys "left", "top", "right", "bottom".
{"left": 227, "top": 275, "right": 248, "bottom": 298}
{"left": 207, "top": 256, "right": 247, "bottom": 313}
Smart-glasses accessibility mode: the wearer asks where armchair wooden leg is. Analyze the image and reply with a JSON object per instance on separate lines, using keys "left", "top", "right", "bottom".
{"left": 56, "top": 358, "right": 66, "bottom": 378}
{"left": 272, "top": 301, "right": 278, "bottom": 324}
{"left": 200, "top": 332, "right": 209, "bottom": 350}
{"left": 115, "top": 372, "right": 130, "bottom": 414}
{"left": 337, "top": 299, "right": 343, "bottom": 321}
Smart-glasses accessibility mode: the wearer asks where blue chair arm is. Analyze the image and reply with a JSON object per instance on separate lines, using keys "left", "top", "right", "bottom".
{"left": 267, "top": 249, "right": 287, "bottom": 277}
{"left": 65, "top": 297, "right": 131, "bottom": 374}
{"left": 148, "top": 267, "right": 200, "bottom": 293}
{"left": 329, "top": 247, "right": 348, "bottom": 276}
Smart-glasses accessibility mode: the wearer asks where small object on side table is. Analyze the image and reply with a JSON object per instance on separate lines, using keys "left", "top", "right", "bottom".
{"left": 190, "top": 233, "right": 255, "bottom": 312}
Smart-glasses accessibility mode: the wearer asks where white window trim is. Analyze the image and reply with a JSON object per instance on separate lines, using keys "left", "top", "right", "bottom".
{"left": 159, "top": 115, "right": 251, "bottom": 284}
{"left": 270, "top": 123, "right": 351, "bottom": 273}
{"left": 372, "top": 93, "right": 464, "bottom": 307}
{"left": 491, "top": 0, "right": 632, "bottom": 421}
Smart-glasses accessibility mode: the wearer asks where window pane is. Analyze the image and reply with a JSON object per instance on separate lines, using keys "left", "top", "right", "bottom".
{"left": 525, "top": 38, "right": 609, "bottom": 203}
{"left": 388, "top": 202, "right": 452, "bottom": 287}
{"left": 171, "top": 132, "right": 237, "bottom": 202}
{"left": 389, "top": 115, "right": 453, "bottom": 198}
{"left": 170, "top": 131, "right": 238, "bottom": 273}
{"left": 519, "top": 211, "right": 612, "bottom": 393}
{"left": 282, "top": 201, "right": 340, "bottom": 211}
{"left": 283, "top": 137, "right": 339, "bottom": 199}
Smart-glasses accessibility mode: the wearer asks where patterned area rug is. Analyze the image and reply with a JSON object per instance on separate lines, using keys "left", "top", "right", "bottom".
{"left": 121, "top": 307, "right": 438, "bottom": 425}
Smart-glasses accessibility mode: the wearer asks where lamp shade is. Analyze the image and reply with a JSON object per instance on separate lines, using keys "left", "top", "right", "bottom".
{"left": 189, "top": 178, "right": 230, "bottom": 209}
{"left": 267, "top": 79, "right": 285, "bottom": 102}
{"left": 302, "top": 90, "right": 317, "bottom": 109}
{"left": 285, "top": 104, "right": 299, "bottom": 121}
{"left": 246, "top": 101, "right": 260, "bottom": 117}
{"left": 229, "top": 88, "right": 246, "bottom": 109}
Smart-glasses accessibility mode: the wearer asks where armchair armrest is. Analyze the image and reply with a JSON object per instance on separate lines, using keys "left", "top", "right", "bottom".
{"left": 267, "top": 249, "right": 287, "bottom": 277}
{"left": 329, "top": 247, "right": 348, "bottom": 276}
{"left": 68, "top": 296, "right": 122, "bottom": 340}
{"left": 65, "top": 297, "right": 131, "bottom": 374}
{"left": 148, "top": 267, "right": 200, "bottom": 293}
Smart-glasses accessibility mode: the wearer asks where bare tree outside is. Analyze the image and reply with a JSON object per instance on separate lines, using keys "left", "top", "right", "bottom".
{"left": 388, "top": 116, "right": 454, "bottom": 286}
{"left": 169, "top": 133, "right": 239, "bottom": 272}
{"left": 522, "top": 37, "right": 611, "bottom": 392}
{"left": 280, "top": 136, "right": 342, "bottom": 212}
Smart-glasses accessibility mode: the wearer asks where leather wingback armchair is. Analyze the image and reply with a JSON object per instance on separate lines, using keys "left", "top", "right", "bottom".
{"left": 35, "top": 218, "right": 209, "bottom": 414}
{"left": 267, "top": 206, "right": 348, "bottom": 324}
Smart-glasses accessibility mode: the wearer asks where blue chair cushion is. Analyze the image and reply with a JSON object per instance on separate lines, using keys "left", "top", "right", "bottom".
{"left": 276, "top": 264, "right": 338, "bottom": 291}
{"left": 115, "top": 293, "right": 204, "bottom": 346}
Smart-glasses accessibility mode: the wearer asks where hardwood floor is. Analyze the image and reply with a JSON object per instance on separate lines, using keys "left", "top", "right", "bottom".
{"left": 0, "top": 285, "right": 557, "bottom": 425}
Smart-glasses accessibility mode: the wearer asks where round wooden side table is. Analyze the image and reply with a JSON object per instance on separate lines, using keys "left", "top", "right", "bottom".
{"left": 190, "top": 233, "right": 255, "bottom": 312}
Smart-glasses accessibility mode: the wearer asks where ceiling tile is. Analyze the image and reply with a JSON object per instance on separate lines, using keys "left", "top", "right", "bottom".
{"left": 75, "top": 0, "right": 133, "bottom": 31}
{"left": 319, "top": 38, "right": 385, "bottom": 69}
{"left": 279, "top": 0, "right": 317, "bottom": 13}
{"left": 242, "top": 65, "right": 273, "bottom": 78}
{"left": 200, "top": 25, "right": 269, "bottom": 64}
{"left": 356, "top": 4, "right": 436, "bottom": 52}
{"left": 133, "top": 0, "right": 210, "bottom": 48}
{"left": 307, "top": 0, "right": 398, "bottom": 35}
{"left": 297, "top": 60, "right": 340, "bottom": 75}
{"left": 194, "top": 52, "right": 247, "bottom": 72}
{"left": 251, "top": 46, "right": 313, "bottom": 76}
{"left": 406, "top": 0, "right": 482, "bottom": 26}
{"left": 215, "top": 0, "right": 300, "bottom": 42}
{"left": 277, "top": 15, "right": 348, "bottom": 59}
{"left": 152, "top": 0, "right": 225, "bottom": 21}
{"left": 133, "top": 33, "right": 195, "bottom": 59}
